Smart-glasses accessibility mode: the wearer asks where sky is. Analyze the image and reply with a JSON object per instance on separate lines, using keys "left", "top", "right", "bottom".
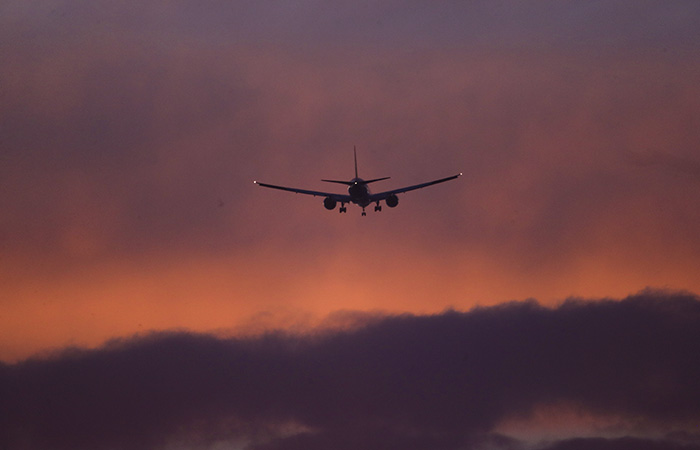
{"left": 1, "top": 1, "right": 700, "bottom": 449}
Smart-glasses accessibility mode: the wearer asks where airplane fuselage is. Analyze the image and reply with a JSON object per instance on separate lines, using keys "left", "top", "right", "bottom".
{"left": 348, "top": 178, "right": 372, "bottom": 207}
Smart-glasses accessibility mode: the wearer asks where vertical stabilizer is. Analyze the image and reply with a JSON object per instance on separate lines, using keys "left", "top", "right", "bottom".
{"left": 354, "top": 146, "right": 358, "bottom": 178}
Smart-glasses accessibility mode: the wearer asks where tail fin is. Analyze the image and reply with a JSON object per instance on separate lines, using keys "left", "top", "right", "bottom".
{"left": 354, "top": 145, "right": 358, "bottom": 178}
{"left": 351, "top": 146, "right": 390, "bottom": 184}
{"left": 321, "top": 146, "right": 390, "bottom": 185}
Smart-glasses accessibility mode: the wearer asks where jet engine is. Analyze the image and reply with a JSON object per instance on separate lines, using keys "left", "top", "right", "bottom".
{"left": 323, "top": 197, "right": 337, "bottom": 210}
{"left": 385, "top": 193, "right": 399, "bottom": 208}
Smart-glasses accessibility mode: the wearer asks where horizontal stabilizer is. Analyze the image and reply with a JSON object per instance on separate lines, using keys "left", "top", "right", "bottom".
{"left": 364, "top": 176, "right": 390, "bottom": 184}
{"left": 321, "top": 179, "right": 354, "bottom": 186}
{"left": 321, "top": 176, "right": 390, "bottom": 185}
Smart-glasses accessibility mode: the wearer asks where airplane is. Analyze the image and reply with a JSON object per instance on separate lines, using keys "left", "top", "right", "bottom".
{"left": 254, "top": 148, "right": 462, "bottom": 216}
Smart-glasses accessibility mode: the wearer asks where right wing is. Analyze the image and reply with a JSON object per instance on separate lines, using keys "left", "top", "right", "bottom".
{"left": 254, "top": 181, "right": 352, "bottom": 202}
{"left": 368, "top": 173, "right": 462, "bottom": 201}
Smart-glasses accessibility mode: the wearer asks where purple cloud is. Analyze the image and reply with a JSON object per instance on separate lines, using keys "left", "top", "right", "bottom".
{"left": 2, "top": 290, "right": 699, "bottom": 449}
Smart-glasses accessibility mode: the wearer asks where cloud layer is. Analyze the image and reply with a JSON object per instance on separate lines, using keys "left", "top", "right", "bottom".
{"left": 3, "top": 290, "right": 699, "bottom": 449}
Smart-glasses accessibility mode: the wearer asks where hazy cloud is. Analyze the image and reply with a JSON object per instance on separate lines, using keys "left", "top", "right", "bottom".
{"left": 3, "top": 0, "right": 700, "bottom": 270}
{"left": 627, "top": 150, "right": 700, "bottom": 180}
{"left": 539, "top": 436, "right": 700, "bottom": 450}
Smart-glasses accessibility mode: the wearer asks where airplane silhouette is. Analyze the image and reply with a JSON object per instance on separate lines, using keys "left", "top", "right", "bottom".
{"left": 254, "top": 148, "right": 462, "bottom": 216}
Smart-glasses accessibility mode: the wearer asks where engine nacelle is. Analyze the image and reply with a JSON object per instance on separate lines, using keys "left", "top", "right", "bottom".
{"left": 385, "top": 193, "right": 399, "bottom": 208}
{"left": 323, "top": 197, "right": 337, "bottom": 210}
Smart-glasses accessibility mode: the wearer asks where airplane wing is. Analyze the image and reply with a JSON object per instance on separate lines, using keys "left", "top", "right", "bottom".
{"left": 369, "top": 173, "right": 462, "bottom": 201}
{"left": 253, "top": 181, "right": 353, "bottom": 202}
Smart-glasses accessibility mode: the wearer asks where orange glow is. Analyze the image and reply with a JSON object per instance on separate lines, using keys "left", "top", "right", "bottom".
{"left": 3, "top": 234, "right": 699, "bottom": 362}
{"left": 495, "top": 402, "right": 639, "bottom": 442}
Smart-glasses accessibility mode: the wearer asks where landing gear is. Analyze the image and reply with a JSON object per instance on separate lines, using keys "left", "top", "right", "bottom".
{"left": 361, "top": 207, "right": 366, "bottom": 216}
{"left": 374, "top": 202, "right": 382, "bottom": 212}
{"left": 339, "top": 204, "right": 347, "bottom": 213}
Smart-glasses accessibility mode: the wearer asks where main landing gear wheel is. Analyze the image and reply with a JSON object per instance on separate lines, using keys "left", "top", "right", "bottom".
{"left": 339, "top": 205, "right": 347, "bottom": 213}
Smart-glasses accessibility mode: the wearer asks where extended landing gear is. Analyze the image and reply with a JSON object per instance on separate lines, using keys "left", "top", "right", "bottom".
{"left": 361, "top": 209, "right": 366, "bottom": 216}
{"left": 339, "top": 204, "right": 347, "bottom": 213}
{"left": 374, "top": 202, "right": 382, "bottom": 212}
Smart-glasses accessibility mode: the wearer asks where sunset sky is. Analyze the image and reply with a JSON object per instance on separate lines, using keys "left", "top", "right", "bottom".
{"left": 2, "top": 1, "right": 700, "bottom": 449}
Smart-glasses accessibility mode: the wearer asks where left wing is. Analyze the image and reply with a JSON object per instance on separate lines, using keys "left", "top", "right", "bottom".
{"left": 253, "top": 181, "right": 352, "bottom": 202}
{"left": 369, "top": 173, "right": 462, "bottom": 201}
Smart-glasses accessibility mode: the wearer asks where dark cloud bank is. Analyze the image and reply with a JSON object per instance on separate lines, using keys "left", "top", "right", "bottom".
{"left": 3, "top": 290, "right": 700, "bottom": 450}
